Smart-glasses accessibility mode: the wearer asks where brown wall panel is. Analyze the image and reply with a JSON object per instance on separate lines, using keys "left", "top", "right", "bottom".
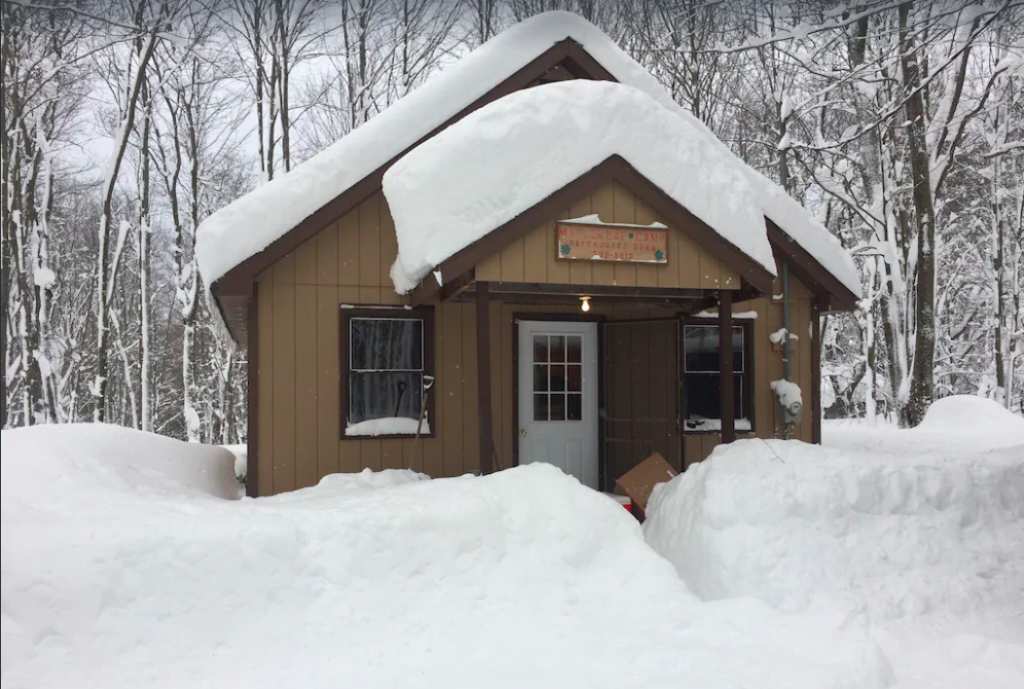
{"left": 253, "top": 187, "right": 823, "bottom": 494}
{"left": 294, "top": 284, "right": 319, "bottom": 489}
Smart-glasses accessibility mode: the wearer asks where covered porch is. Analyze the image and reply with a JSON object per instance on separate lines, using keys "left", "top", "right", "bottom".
{"left": 438, "top": 277, "right": 755, "bottom": 491}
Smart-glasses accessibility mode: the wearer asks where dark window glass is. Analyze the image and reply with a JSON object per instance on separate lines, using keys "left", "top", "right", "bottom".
{"left": 351, "top": 319, "right": 422, "bottom": 371}
{"left": 683, "top": 376, "right": 744, "bottom": 426}
{"left": 682, "top": 323, "right": 748, "bottom": 429}
{"left": 534, "top": 394, "right": 549, "bottom": 421}
{"left": 567, "top": 364, "right": 582, "bottom": 392}
{"left": 534, "top": 364, "right": 549, "bottom": 392}
{"left": 567, "top": 393, "right": 582, "bottom": 421}
{"left": 550, "top": 336, "right": 566, "bottom": 362}
{"left": 549, "top": 393, "right": 566, "bottom": 421}
{"left": 566, "top": 336, "right": 582, "bottom": 363}
{"left": 348, "top": 318, "right": 425, "bottom": 425}
{"left": 684, "top": 325, "right": 743, "bottom": 373}
{"left": 534, "top": 335, "right": 548, "bottom": 363}
{"left": 550, "top": 364, "right": 566, "bottom": 392}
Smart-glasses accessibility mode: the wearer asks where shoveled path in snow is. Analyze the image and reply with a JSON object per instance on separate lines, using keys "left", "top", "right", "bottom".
{"left": 643, "top": 397, "right": 1023, "bottom": 689}
{"left": 824, "top": 416, "right": 1024, "bottom": 689}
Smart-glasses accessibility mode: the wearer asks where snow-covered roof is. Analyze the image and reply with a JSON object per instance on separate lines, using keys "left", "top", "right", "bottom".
{"left": 196, "top": 11, "right": 861, "bottom": 302}
{"left": 385, "top": 80, "right": 775, "bottom": 294}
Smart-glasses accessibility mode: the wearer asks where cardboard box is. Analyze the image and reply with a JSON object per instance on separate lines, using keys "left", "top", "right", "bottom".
{"left": 614, "top": 453, "right": 678, "bottom": 520}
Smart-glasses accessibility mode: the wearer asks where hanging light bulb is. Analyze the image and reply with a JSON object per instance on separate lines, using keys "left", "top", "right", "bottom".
{"left": 580, "top": 295, "right": 591, "bottom": 312}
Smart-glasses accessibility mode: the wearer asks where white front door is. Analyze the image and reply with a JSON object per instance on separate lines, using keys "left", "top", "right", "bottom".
{"left": 518, "top": 320, "right": 599, "bottom": 488}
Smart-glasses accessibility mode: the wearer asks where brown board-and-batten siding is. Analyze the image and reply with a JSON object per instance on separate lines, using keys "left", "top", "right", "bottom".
{"left": 254, "top": 188, "right": 820, "bottom": 495}
{"left": 475, "top": 180, "right": 741, "bottom": 290}
{"left": 680, "top": 265, "right": 816, "bottom": 468}
{"left": 255, "top": 191, "right": 484, "bottom": 495}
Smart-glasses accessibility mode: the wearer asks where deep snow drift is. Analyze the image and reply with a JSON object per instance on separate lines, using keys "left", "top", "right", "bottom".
{"left": 645, "top": 402, "right": 1024, "bottom": 689}
{"left": 383, "top": 80, "right": 774, "bottom": 293}
{"left": 2, "top": 424, "right": 891, "bottom": 689}
{"left": 644, "top": 438, "right": 1023, "bottom": 621}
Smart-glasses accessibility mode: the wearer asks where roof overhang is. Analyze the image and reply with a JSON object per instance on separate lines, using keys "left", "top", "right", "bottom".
{"left": 408, "top": 154, "right": 777, "bottom": 305}
{"left": 765, "top": 219, "right": 860, "bottom": 312}
{"left": 211, "top": 38, "right": 617, "bottom": 344}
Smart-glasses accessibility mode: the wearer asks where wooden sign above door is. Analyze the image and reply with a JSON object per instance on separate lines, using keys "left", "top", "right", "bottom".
{"left": 556, "top": 220, "right": 668, "bottom": 264}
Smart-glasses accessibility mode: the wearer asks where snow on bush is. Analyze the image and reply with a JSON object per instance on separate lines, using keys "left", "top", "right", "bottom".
{"left": 384, "top": 80, "right": 774, "bottom": 293}
{"left": 644, "top": 438, "right": 1024, "bottom": 624}
{"left": 1, "top": 425, "right": 892, "bottom": 689}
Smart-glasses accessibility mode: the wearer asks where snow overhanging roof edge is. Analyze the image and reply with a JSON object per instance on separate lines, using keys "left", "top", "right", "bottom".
{"left": 198, "top": 11, "right": 862, "bottom": 342}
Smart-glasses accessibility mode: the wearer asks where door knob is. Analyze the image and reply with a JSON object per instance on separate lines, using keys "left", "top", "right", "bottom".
{"left": 519, "top": 429, "right": 527, "bottom": 437}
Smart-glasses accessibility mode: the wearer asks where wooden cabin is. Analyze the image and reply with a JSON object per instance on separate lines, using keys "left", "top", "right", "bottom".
{"left": 197, "top": 14, "right": 860, "bottom": 498}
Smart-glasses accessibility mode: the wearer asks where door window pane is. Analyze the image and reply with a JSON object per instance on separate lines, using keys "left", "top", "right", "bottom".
{"left": 534, "top": 335, "right": 548, "bottom": 363}
{"left": 534, "top": 364, "right": 549, "bottom": 392}
{"left": 566, "top": 335, "right": 582, "bottom": 363}
{"left": 534, "top": 394, "right": 549, "bottom": 421}
{"left": 550, "top": 336, "right": 566, "bottom": 362}
{"left": 567, "top": 393, "right": 582, "bottom": 421}
{"left": 549, "top": 393, "right": 566, "bottom": 421}
{"left": 567, "top": 364, "right": 582, "bottom": 392}
{"left": 550, "top": 364, "right": 566, "bottom": 392}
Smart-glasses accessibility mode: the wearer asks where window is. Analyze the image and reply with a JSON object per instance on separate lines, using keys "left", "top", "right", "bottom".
{"left": 340, "top": 308, "right": 434, "bottom": 438}
{"left": 532, "top": 333, "right": 584, "bottom": 421}
{"left": 682, "top": 322, "right": 752, "bottom": 432}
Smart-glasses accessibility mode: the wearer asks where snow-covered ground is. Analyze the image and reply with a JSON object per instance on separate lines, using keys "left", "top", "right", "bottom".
{"left": 2, "top": 396, "right": 1021, "bottom": 688}
{"left": 646, "top": 396, "right": 1024, "bottom": 689}
{"left": 3, "top": 425, "right": 889, "bottom": 689}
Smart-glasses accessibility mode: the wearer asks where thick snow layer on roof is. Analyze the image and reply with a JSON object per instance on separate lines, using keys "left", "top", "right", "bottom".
{"left": 385, "top": 80, "right": 774, "bottom": 293}
{"left": 195, "top": 11, "right": 654, "bottom": 287}
{"left": 196, "top": 10, "right": 860, "bottom": 302}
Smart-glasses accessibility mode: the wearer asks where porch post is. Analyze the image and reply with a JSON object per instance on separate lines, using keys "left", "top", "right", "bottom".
{"left": 718, "top": 289, "right": 736, "bottom": 444}
{"left": 476, "top": 282, "right": 496, "bottom": 474}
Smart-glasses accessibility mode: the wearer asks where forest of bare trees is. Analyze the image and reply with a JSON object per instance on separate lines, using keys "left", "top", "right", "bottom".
{"left": 2, "top": 0, "right": 1022, "bottom": 441}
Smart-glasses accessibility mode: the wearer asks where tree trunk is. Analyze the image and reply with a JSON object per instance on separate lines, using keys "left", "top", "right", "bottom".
{"left": 899, "top": 2, "right": 937, "bottom": 427}
{"left": 138, "top": 75, "right": 152, "bottom": 432}
{"left": 94, "top": 30, "right": 158, "bottom": 422}
{"left": 1, "top": 35, "right": 10, "bottom": 428}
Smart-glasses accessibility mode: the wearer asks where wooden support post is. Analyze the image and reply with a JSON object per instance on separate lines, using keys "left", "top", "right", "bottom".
{"left": 476, "top": 282, "right": 496, "bottom": 474}
{"left": 719, "top": 290, "right": 735, "bottom": 444}
{"left": 246, "top": 287, "right": 260, "bottom": 497}
{"left": 811, "top": 296, "right": 823, "bottom": 444}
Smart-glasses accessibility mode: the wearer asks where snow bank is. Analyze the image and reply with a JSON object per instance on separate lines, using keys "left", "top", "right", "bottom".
{"left": 197, "top": 11, "right": 859, "bottom": 304}
{"left": 1, "top": 424, "right": 240, "bottom": 502}
{"left": 266, "top": 466, "right": 428, "bottom": 502}
{"left": 385, "top": 80, "right": 773, "bottom": 293}
{"left": 917, "top": 395, "right": 1024, "bottom": 436}
{"left": 644, "top": 439, "right": 1024, "bottom": 624}
{"left": 1, "top": 424, "right": 892, "bottom": 689}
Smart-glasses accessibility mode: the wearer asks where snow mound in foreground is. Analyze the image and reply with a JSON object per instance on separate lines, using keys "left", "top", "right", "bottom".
{"left": 644, "top": 439, "right": 1024, "bottom": 623}
{"left": 1, "top": 426, "right": 892, "bottom": 689}
{"left": 917, "top": 394, "right": 1024, "bottom": 436}
{"left": 2, "top": 424, "right": 240, "bottom": 502}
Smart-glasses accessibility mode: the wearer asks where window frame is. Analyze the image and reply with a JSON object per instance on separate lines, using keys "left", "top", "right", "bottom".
{"left": 680, "top": 317, "right": 755, "bottom": 434}
{"left": 339, "top": 306, "right": 436, "bottom": 441}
